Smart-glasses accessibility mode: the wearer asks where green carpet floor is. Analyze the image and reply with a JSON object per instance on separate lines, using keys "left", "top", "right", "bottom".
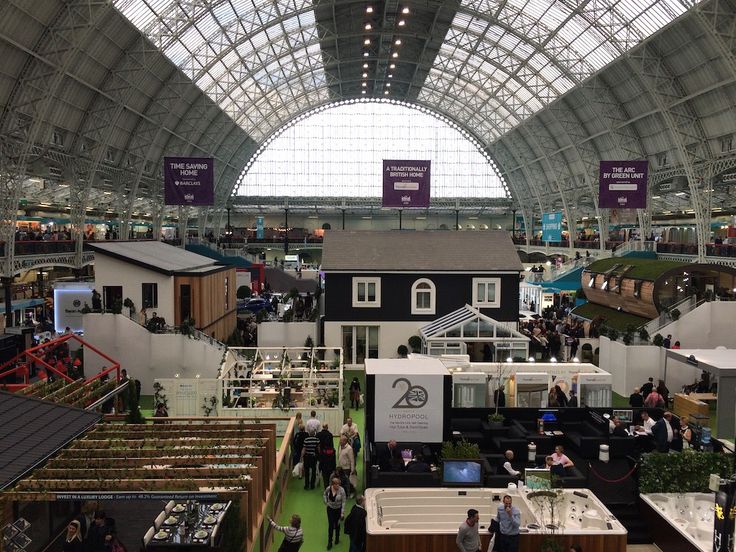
{"left": 269, "top": 371, "right": 365, "bottom": 552}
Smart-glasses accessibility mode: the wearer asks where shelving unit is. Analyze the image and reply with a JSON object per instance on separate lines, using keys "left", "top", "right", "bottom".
{"left": 220, "top": 346, "right": 343, "bottom": 411}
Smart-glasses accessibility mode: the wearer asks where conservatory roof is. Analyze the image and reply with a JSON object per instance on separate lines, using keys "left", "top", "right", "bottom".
{"left": 420, "top": 304, "right": 530, "bottom": 341}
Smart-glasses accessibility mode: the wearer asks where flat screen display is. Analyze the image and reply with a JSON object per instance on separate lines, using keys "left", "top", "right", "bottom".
{"left": 442, "top": 460, "right": 483, "bottom": 486}
{"left": 525, "top": 468, "right": 553, "bottom": 489}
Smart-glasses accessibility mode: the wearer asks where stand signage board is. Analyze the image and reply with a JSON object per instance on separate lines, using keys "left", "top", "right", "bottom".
{"left": 599, "top": 160, "right": 648, "bottom": 208}
{"left": 164, "top": 157, "right": 214, "bottom": 206}
{"left": 382, "top": 160, "right": 431, "bottom": 208}
{"left": 542, "top": 212, "right": 562, "bottom": 242}
{"left": 374, "top": 374, "right": 443, "bottom": 442}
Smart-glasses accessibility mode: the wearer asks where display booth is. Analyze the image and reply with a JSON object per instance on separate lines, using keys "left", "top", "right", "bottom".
{"left": 215, "top": 346, "right": 344, "bottom": 433}
{"left": 439, "top": 356, "right": 613, "bottom": 408}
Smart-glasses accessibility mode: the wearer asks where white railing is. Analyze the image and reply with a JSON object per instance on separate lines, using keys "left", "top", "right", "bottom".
{"left": 612, "top": 240, "right": 656, "bottom": 257}
{"left": 543, "top": 256, "right": 595, "bottom": 281}
{"left": 640, "top": 295, "right": 702, "bottom": 337}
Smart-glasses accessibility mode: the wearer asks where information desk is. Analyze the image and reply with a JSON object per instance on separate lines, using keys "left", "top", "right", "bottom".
{"left": 673, "top": 393, "right": 710, "bottom": 427}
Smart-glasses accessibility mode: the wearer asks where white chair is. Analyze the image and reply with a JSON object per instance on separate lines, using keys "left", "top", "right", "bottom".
{"left": 143, "top": 526, "right": 155, "bottom": 546}
{"left": 154, "top": 511, "right": 166, "bottom": 529}
{"left": 164, "top": 500, "right": 175, "bottom": 514}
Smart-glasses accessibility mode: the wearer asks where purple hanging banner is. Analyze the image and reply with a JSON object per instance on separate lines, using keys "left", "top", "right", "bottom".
{"left": 598, "top": 160, "right": 648, "bottom": 209}
{"left": 382, "top": 160, "right": 431, "bottom": 208}
{"left": 164, "top": 157, "right": 214, "bottom": 206}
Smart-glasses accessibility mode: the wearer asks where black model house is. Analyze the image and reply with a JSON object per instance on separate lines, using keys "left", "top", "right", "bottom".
{"left": 320, "top": 230, "right": 525, "bottom": 366}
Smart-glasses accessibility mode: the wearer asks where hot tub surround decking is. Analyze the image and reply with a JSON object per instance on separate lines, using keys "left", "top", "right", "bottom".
{"left": 641, "top": 492, "right": 718, "bottom": 552}
{"left": 365, "top": 487, "right": 627, "bottom": 552}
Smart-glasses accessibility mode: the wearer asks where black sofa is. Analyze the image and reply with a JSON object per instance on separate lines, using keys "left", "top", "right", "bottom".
{"left": 564, "top": 421, "right": 607, "bottom": 459}
{"left": 481, "top": 453, "right": 586, "bottom": 488}
{"left": 450, "top": 417, "right": 491, "bottom": 444}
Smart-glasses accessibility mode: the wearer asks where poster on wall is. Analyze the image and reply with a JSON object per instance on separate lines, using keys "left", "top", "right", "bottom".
{"left": 382, "top": 160, "right": 431, "bottom": 208}
{"left": 163, "top": 157, "right": 214, "bottom": 206}
{"left": 599, "top": 160, "right": 648, "bottom": 208}
{"left": 256, "top": 216, "right": 264, "bottom": 239}
{"left": 374, "top": 374, "right": 444, "bottom": 442}
{"left": 541, "top": 212, "right": 562, "bottom": 242}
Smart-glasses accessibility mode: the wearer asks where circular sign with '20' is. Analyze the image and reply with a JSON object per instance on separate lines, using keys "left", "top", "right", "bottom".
{"left": 391, "top": 377, "right": 428, "bottom": 408}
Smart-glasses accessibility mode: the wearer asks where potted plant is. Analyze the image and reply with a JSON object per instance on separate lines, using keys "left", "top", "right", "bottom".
{"left": 123, "top": 298, "right": 136, "bottom": 316}
{"left": 652, "top": 333, "right": 664, "bottom": 347}
{"left": 488, "top": 412, "right": 505, "bottom": 425}
{"left": 670, "top": 308, "right": 681, "bottom": 321}
{"left": 607, "top": 328, "right": 619, "bottom": 342}
{"left": 638, "top": 327, "right": 650, "bottom": 342}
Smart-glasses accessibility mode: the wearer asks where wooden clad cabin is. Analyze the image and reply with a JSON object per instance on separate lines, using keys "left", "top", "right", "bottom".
{"left": 89, "top": 241, "right": 236, "bottom": 341}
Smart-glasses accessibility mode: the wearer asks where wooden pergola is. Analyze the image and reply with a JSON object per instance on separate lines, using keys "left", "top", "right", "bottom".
{"left": 2, "top": 419, "right": 294, "bottom": 552}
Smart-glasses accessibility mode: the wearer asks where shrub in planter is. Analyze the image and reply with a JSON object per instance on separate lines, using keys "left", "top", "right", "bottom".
{"left": 123, "top": 298, "right": 136, "bottom": 314}
{"left": 652, "top": 333, "right": 664, "bottom": 347}
{"left": 638, "top": 327, "right": 650, "bottom": 342}
{"left": 670, "top": 308, "right": 681, "bottom": 321}
{"left": 607, "top": 328, "right": 619, "bottom": 342}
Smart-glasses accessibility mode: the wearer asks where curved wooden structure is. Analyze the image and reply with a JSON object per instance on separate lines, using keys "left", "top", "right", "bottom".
{"left": 582, "top": 259, "right": 736, "bottom": 319}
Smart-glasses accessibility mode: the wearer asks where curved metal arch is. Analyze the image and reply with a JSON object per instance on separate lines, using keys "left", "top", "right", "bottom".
{"left": 227, "top": 97, "right": 511, "bottom": 200}
{"left": 454, "top": 4, "right": 598, "bottom": 85}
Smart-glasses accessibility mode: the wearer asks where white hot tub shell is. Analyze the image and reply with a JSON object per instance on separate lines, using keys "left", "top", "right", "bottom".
{"left": 365, "top": 487, "right": 627, "bottom": 536}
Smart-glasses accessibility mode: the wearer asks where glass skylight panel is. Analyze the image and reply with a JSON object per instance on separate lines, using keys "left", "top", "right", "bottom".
{"left": 427, "top": 0, "right": 697, "bottom": 141}
{"left": 113, "top": 0, "right": 328, "bottom": 142}
{"left": 238, "top": 102, "right": 508, "bottom": 198}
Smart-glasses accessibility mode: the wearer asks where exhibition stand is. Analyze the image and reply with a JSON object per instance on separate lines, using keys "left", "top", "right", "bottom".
{"left": 439, "top": 357, "right": 613, "bottom": 408}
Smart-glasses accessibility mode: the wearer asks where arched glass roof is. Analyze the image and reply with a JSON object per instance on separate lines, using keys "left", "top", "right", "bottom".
{"left": 235, "top": 101, "right": 508, "bottom": 198}
{"left": 112, "top": 0, "right": 691, "bottom": 146}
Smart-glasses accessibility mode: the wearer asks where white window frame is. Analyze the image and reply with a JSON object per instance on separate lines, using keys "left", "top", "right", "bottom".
{"left": 411, "top": 278, "right": 436, "bottom": 315}
{"left": 352, "top": 277, "right": 381, "bottom": 307}
{"left": 472, "top": 277, "right": 501, "bottom": 308}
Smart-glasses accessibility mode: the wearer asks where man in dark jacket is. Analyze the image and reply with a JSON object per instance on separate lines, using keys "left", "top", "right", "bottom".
{"left": 640, "top": 378, "right": 654, "bottom": 399}
{"left": 84, "top": 511, "right": 115, "bottom": 552}
{"left": 344, "top": 495, "right": 367, "bottom": 552}
{"left": 378, "top": 440, "right": 404, "bottom": 472}
{"left": 652, "top": 412, "right": 680, "bottom": 453}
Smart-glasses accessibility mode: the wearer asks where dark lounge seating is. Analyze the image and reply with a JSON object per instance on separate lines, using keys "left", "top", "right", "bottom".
{"left": 481, "top": 453, "right": 587, "bottom": 488}
{"left": 370, "top": 470, "right": 438, "bottom": 487}
{"left": 564, "top": 421, "right": 607, "bottom": 459}
{"left": 608, "top": 434, "right": 637, "bottom": 458}
{"left": 450, "top": 418, "right": 491, "bottom": 444}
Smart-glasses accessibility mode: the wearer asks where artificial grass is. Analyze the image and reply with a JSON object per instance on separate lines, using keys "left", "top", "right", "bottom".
{"left": 586, "top": 257, "right": 688, "bottom": 281}
{"left": 572, "top": 302, "right": 651, "bottom": 330}
{"left": 270, "top": 370, "right": 366, "bottom": 552}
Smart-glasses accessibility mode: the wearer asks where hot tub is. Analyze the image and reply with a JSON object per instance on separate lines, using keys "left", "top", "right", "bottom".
{"left": 365, "top": 487, "right": 627, "bottom": 552}
{"left": 641, "top": 492, "right": 719, "bottom": 552}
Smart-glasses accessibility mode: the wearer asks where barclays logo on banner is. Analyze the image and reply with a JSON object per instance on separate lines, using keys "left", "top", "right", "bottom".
{"left": 391, "top": 377, "right": 429, "bottom": 408}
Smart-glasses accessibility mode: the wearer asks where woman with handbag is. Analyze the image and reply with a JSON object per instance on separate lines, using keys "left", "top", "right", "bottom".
{"left": 268, "top": 515, "right": 303, "bottom": 552}
{"left": 323, "top": 477, "right": 347, "bottom": 550}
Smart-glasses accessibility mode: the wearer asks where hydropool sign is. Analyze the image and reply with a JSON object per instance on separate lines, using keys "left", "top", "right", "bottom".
{"left": 599, "top": 160, "right": 648, "bottom": 208}
{"left": 374, "top": 374, "right": 443, "bottom": 442}
{"left": 382, "top": 160, "right": 431, "bottom": 208}
{"left": 542, "top": 212, "right": 562, "bottom": 242}
{"left": 164, "top": 157, "right": 214, "bottom": 206}
{"left": 256, "top": 216, "right": 264, "bottom": 239}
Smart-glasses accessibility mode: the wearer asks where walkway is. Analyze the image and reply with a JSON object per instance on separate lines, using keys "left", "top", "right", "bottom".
{"left": 270, "top": 371, "right": 364, "bottom": 552}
